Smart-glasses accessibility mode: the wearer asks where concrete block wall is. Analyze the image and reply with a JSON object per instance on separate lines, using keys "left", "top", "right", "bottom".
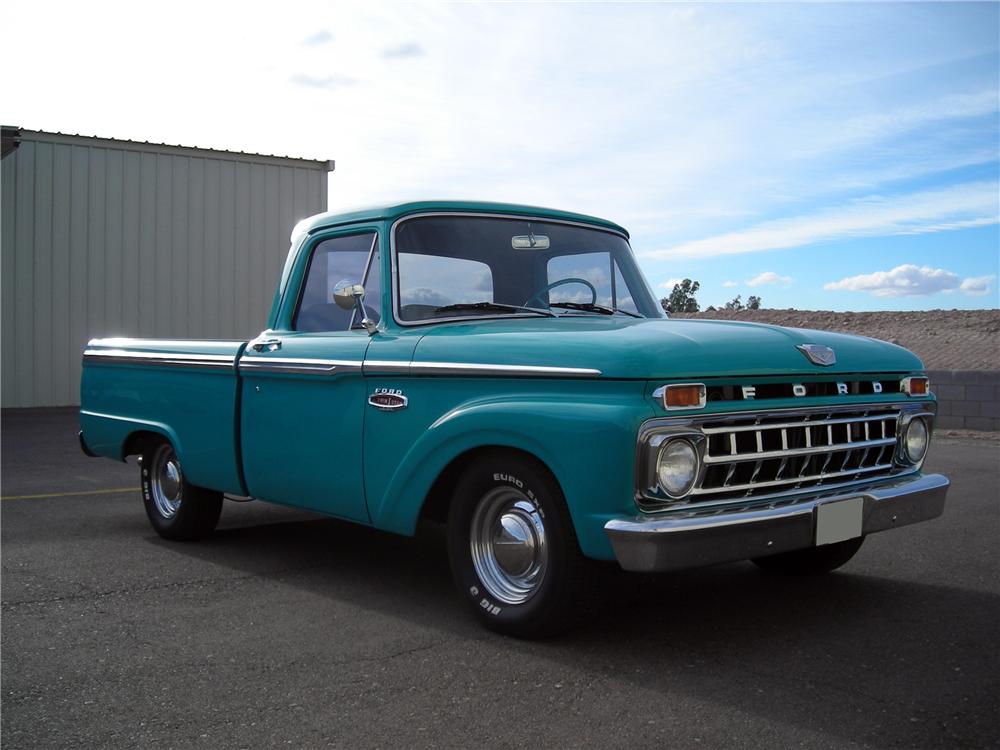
{"left": 928, "top": 370, "right": 1000, "bottom": 432}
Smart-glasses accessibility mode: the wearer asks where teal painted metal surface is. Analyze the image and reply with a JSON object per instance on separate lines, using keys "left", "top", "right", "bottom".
{"left": 80, "top": 338, "right": 246, "bottom": 494}
{"left": 362, "top": 376, "right": 653, "bottom": 559}
{"left": 294, "top": 200, "right": 629, "bottom": 239}
{"left": 407, "top": 316, "right": 925, "bottom": 379}
{"left": 239, "top": 330, "right": 372, "bottom": 523}
{"left": 79, "top": 201, "right": 935, "bottom": 563}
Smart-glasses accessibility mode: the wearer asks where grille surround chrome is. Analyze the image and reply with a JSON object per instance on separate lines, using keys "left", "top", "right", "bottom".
{"left": 636, "top": 401, "right": 935, "bottom": 514}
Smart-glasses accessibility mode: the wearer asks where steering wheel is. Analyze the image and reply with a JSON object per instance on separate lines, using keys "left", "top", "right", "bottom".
{"left": 524, "top": 277, "right": 597, "bottom": 308}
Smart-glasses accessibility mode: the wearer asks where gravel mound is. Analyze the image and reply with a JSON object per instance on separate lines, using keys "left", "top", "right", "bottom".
{"left": 672, "top": 309, "right": 1000, "bottom": 371}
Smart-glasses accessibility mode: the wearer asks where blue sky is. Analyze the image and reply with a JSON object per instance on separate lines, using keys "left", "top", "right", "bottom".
{"left": 4, "top": 1, "right": 998, "bottom": 310}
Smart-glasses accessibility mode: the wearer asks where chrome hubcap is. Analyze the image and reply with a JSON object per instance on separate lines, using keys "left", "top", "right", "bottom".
{"left": 470, "top": 488, "right": 547, "bottom": 605}
{"left": 150, "top": 445, "right": 183, "bottom": 519}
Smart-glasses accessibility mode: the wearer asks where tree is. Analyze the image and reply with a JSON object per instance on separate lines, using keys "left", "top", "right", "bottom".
{"left": 723, "top": 294, "right": 744, "bottom": 311}
{"left": 747, "top": 295, "right": 762, "bottom": 310}
{"left": 661, "top": 279, "right": 700, "bottom": 313}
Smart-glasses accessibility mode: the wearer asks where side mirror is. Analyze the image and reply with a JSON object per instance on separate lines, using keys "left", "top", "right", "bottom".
{"left": 332, "top": 283, "right": 378, "bottom": 335}
{"left": 333, "top": 283, "right": 365, "bottom": 310}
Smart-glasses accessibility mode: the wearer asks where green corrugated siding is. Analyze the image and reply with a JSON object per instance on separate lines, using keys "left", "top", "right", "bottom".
{"left": 0, "top": 131, "right": 328, "bottom": 407}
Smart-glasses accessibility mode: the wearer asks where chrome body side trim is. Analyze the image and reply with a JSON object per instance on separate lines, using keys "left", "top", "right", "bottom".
{"left": 87, "top": 337, "right": 245, "bottom": 348}
{"left": 362, "top": 360, "right": 412, "bottom": 375}
{"left": 605, "top": 472, "right": 949, "bottom": 572}
{"left": 83, "top": 349, "right": 236, "bottom": 370}
{"left": 408, "top": 361, "right": 601, "bottom": 378}
{"left": 237, "top": 357, "right": 363, "bottom": 376}
{"left": 364, "top": 360, "right": 603, "bottom": 378}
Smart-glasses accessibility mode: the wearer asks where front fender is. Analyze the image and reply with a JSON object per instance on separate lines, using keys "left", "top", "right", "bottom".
{"left": 367, "top": 391, "right": 653, "bottom": 560}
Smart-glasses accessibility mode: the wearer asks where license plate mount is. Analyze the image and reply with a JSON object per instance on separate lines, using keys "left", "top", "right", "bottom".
{"left": 815, "top": 496, "right": 864, "bottom": 546}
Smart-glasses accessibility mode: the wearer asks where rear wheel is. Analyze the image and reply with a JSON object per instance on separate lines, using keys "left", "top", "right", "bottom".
{"left": 446, "top": 452, "right": 587, "bottom": 638}
{"left": 751, "top": 536, "right": 865, "bottom": 575}
{"left": 140, "top": 440, "right": 223, "bottom": 540}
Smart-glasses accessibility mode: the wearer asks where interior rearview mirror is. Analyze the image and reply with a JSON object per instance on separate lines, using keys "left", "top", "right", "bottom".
{"left": 512, "top": 234, "right": 550, "bottom": 250}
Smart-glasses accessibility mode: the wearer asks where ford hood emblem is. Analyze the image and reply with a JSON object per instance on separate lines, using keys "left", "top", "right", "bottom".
{"left": 797, "top": 344, "right": 836, "bottom": 367}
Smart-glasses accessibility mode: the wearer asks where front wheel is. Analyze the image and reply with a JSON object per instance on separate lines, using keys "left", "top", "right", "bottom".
{"left": 140, "top": 441, "right": 223, "bottom": 541}
{"left": 751, "top": 536, "right": 865, "bottom": 575}
{"left": 446, "top": 452, "right": 587, "bottom": 638}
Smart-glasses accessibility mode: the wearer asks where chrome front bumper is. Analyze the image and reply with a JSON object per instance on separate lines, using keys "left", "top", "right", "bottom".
{"left": 604, "top": 473, "right": 949, "bottom": 573}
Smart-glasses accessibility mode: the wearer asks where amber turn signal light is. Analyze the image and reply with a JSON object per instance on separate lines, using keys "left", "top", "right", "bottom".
{"left": 901, "top": 376, "right": 929, "bottom": 396}
{"left": 663, "top": 383, "right": 707, "bottom": 410}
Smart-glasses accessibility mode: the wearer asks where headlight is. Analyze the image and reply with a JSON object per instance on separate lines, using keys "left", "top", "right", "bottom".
{"left": 903, "top": 417, "right": 929, "bottom": 464}
{"left": 656, "top": 439, "right": 699, "bottom": 498}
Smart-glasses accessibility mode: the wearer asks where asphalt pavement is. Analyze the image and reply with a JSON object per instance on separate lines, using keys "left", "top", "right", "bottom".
{"left": 2, "top": 409, "right": 998, "bottom": 749}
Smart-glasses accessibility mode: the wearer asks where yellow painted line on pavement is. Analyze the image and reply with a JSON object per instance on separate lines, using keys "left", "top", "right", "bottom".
{"left": 1, "top": 487, "right": 135, "bottom": 501}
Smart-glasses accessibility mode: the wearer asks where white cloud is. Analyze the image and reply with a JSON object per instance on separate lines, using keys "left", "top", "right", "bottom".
{"left": 658, "top": 278, "right": 685, "bottom": 289}
{"left": 823, "top": 264, "right": 996, "bottom": 297}
{"left": 722, "top": 280, "right": 739, "bottom": 288}
{"left": 642, "top": 182, "right": 1000, "bottom": 260}
{"left": 747, "top": 271, "right": 793, "bottom": 287}
{"left": 2, "top": 0, "right": 997, "bottom": 313}
{"left": 959, "top": 275, "right": 997, "bottom": 297}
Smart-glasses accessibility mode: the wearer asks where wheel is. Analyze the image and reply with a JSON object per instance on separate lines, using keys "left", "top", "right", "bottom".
{"left": 140, "top": 440, "right": 223, "bottom": 541}
{"left": 751, "top": 536, "right": 865, "bottom": 575}
{"left": 446, "top": 451, "right": 587, "bottom": 638}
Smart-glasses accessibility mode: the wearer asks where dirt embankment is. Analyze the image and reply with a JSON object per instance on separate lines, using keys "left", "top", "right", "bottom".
{"left": 671, "top": 309, "right": 1000, "bottom": 371}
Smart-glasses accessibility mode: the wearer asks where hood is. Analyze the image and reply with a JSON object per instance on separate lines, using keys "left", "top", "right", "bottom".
{"left": 410, "top": 317, "right": 924, "bottom": 379}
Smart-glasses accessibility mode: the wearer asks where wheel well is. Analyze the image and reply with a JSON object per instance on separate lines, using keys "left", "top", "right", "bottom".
{"left": 121, "top": 430, "right": 167, "bottom": 461}
{"left": 417, "top": 445, "right": 560, "bottom": 525}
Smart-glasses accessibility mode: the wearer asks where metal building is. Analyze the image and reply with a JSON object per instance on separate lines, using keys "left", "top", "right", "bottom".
{"left": 1, "top": 127, "right": 332, "bottom": 408}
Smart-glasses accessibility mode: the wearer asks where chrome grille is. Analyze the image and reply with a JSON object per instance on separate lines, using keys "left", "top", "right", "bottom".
{"left": 697, "top": 410, "right": 897, "bottom": 499}
{"left": 636, "top": 402, "right": 933, "bottom": 512}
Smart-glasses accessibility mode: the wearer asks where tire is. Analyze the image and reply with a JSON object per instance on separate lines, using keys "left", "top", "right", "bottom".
{"left": 446, "top": 451, "right": 587, "bottom": 638}
{"left": 140, "top": 440, "right": 223, "bottom": 541}
{"left": 751, "top": 536, "right": 865, "bottom": 575}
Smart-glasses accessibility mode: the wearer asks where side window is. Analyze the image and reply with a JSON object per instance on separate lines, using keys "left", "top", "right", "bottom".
{"left": 294, "top": 233, "right": 378, "bottom": 332}
{"left": 397, "top": 253, "right": 493, "bottom": 320}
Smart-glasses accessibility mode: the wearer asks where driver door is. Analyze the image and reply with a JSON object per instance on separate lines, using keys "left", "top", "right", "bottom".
{"left": 239, "top": 230, "right": 381, "bottom": 523}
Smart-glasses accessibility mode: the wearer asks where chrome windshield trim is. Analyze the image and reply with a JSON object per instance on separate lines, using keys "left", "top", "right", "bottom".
{"left": 238, "top": 356, "right": 363, "bottom": 376}
{"left": 83, "top": 349, "right": 236, "bottom": 370}
{"left": 389, "top": 211, "right": 636, "bottom": 329}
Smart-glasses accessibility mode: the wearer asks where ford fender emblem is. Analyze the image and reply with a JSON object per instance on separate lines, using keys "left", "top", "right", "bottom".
{"left": 797, "top": 344, "right": 836, "bottom": 367}
{"left": 368, "top": 388, "right": 408, "bottom": 411}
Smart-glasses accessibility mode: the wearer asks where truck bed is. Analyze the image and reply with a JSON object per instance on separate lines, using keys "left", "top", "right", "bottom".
{"left": 80, "top": 337, "right": 248, "bottom": 495}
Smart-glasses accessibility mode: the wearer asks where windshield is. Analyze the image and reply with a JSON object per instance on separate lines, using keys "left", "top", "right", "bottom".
{"left": 393, "top": 216, "right": 661, "bottom": 323}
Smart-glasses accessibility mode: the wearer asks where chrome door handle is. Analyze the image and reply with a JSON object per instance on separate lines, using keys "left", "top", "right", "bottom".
{"left": 251, "top": 337, "right": 282, "bottom": 353}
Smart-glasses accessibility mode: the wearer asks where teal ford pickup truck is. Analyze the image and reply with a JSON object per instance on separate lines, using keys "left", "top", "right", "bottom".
{"left": 80, "top": 201, "right": 949, "bottom": 637}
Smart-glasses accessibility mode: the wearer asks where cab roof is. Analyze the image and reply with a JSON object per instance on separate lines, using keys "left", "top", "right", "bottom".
{"left": 294, "top": 200, "right": 630, "bottom": 238}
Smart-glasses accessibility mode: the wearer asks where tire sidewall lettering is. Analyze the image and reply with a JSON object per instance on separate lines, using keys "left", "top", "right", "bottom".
{"left": 490, "top": 472, "right": 544, "bottom": 517}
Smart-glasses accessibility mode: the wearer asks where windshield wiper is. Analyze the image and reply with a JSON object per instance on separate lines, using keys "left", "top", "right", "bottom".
{"left": 549, "top": 302, "right": 643, "bottom": 318}
{"left": 433, "top": 301, "right": 555, "bottom": 317}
